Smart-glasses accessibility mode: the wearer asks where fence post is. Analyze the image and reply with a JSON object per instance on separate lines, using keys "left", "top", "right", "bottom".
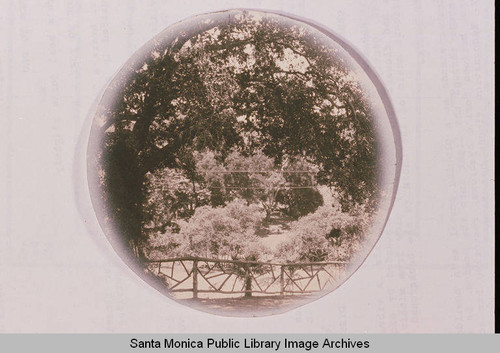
{"left": 192, "top": 260, "right": 198, "bottom": 299}
{"left": 280, "top": 265, "right": 284, "bottom": 296}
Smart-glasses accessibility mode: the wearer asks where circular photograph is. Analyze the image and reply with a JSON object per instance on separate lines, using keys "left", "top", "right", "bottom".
{"left": 87, "top": 9, "right": 401, "bottom": 316}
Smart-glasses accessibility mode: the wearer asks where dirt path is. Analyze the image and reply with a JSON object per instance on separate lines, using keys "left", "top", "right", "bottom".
{"left": 256, "top": 185, "right": 334, "bottom": 253}
{"left": 256, "top": 216, "right": 294, "bottom": 252}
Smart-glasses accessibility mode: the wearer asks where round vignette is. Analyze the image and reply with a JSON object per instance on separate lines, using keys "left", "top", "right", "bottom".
{"left": 85, "top": 9, "right": 402, "bottom": 317}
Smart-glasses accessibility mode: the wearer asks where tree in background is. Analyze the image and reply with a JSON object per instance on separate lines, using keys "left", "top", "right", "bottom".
{"left": 276, "top": 156, "right": 323, "bottom": 219}
{"left": 225, "top": 150, "right": 286, "bottom": 221}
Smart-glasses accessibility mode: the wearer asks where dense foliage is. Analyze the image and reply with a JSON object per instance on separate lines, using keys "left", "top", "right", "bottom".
{"left": 91, "top": 12, "right": 379, "bottom": 261}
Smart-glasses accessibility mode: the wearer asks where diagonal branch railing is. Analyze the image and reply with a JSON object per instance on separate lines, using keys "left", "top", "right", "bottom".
{"left": 146, "top": 256, "right": 349, "bottom": 299}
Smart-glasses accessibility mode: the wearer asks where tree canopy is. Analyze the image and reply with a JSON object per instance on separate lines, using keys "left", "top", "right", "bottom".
{"left": 90, "top": 11, "right": 379, "bottom": 259}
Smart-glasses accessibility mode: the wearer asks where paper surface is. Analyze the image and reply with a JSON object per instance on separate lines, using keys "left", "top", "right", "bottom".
{"left": 0, "top": 0, "right": 494, "bottom": 333}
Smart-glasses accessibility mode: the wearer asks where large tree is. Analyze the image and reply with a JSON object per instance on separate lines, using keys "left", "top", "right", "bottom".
{"left": 90, "top": 11, "right": 379, "bottom": 259}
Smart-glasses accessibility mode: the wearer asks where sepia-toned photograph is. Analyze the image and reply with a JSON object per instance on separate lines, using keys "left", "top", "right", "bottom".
{"left": 0, "top": 0, "right": 494, "bottom": 337}
{"left": 87, "top": 9, "right": 400, "bottom": 316}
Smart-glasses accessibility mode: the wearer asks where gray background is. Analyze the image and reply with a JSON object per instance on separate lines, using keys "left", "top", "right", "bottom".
{"left": 0, "top": 0, "right": 494, "bottom": 332}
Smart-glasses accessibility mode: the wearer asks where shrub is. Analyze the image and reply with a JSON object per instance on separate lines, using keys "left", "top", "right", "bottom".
{"left": 274, "top": 204, "right": 367, "bottom": 262}
{"left": 175, "top": 199, "right": 265, "bottom": 260}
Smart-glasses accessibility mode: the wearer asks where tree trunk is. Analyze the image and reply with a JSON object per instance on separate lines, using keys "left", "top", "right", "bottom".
{"left": 244, "top": 274, "right": 252, "bottom": 297}
{"left": 265, "top": 210, "right": 271, "bottom": 222}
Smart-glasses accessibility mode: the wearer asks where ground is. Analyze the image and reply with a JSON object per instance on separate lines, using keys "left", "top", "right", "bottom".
{"left": 255, "top": 214, "right": 294, "bottom": 251}
{"left": 179, "top": 294, "right": 319, "bottom": 316}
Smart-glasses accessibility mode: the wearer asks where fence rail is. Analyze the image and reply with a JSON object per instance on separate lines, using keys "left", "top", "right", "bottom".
{"left": 146, "top": 256, "right": 349, "bottom": 299}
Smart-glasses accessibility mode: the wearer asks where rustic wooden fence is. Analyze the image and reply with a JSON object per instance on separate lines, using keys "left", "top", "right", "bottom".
{"left": 146, "top": 256, "right": 348, "bottom": 299}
